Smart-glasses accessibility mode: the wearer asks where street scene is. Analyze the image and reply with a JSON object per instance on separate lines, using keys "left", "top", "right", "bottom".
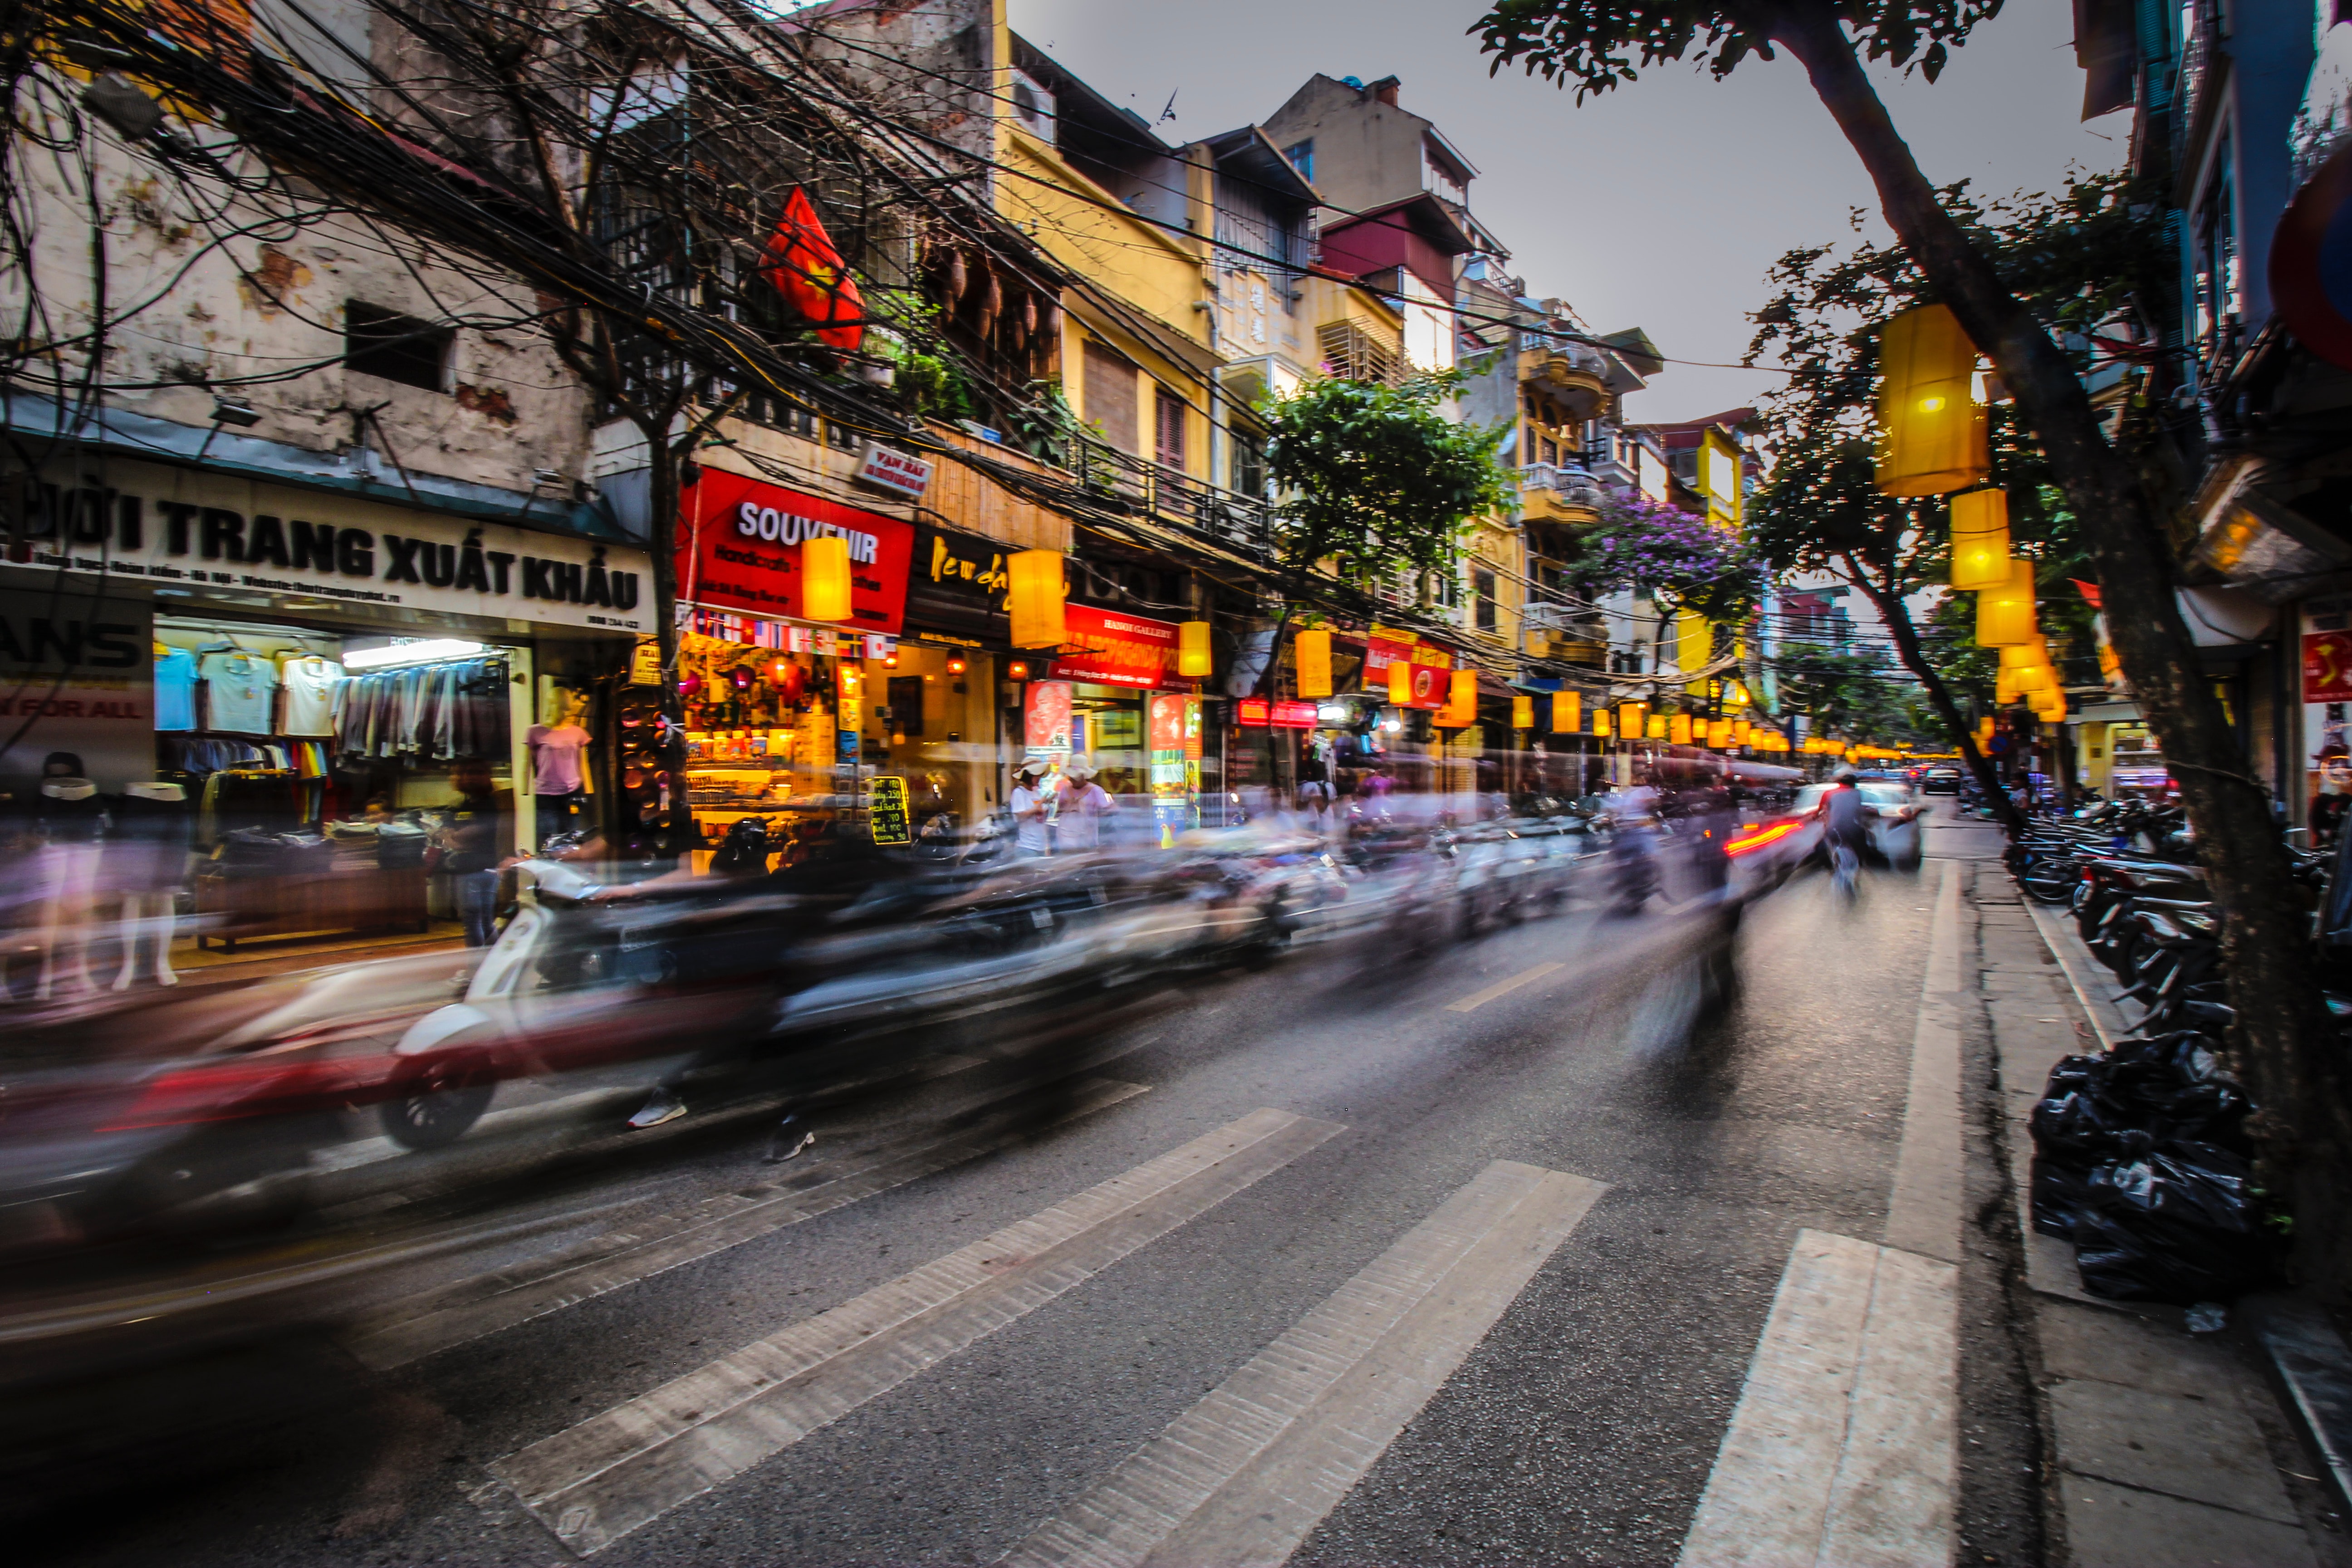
{"left": 5, "top": 0, "right": 2352, "bottom": 1565}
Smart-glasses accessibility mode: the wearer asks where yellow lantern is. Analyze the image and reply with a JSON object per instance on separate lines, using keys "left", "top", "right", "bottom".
{"left": 1975, "top": 558, "right": 2037, "bottom": 648}
{"left": 1008, "top": 549, "right": 1066, "bottom": 649}
{"left": 1512, "top": 694, "right": 1534, "bottom": 730}
{"left": 1294, "top": 629, "right": 1332, "bottom": 699}
{"left": 1646, "top": 714, "right": 1667, "bottom": 740}
{"left": 1388, "top": 656, "right": 1414, "bottom": 706}
{"left": 1877, "top": 303, "right": 1988, "bottom": 497}
{"left": 1669, "top": 712, "right": 1692, "bottom": 745}
{"left": 1592, "top": 709, "right": 1612, "bottom": 739}
{"left": 2016, "top": 661, "right": 2056, "bottom": 695}
{"left": 1619, "top": 700, "right": 1645, "bottom": 736}
{"left": 1948, "top": 488, "right": 2012, "bottom": 592}
{"left": 1994, "top": 668, "right": 2020, "bottom": 705}
{"left": 1552, "top": 691, "right": 1580, "bottom": 735}
{"left": 802, "top": 535, "right": 854, "bottom": 623}
{"left": 1178, "top": 620, "right": 1213, "bottom": 679}
{"left": 1440, "top": 669, "right": 1477, "bottom": 726}
{"left": 1708, "top": 719, "right": 1731, "bottom": 747}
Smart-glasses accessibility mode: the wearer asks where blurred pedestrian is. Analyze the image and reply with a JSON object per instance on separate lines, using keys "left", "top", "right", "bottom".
{"left": 1056, "top": 760, "right": 1115, "bottom": 851}
{"left": 1010, "top": 759, "right": 1052, "bottom": 856}
{"left": 436, "top": 758, "right": 506, "bottom": 946}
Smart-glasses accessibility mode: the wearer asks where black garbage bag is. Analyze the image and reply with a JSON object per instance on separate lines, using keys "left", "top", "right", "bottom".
{"left": 2071, "top": 1141, "right": 2280, "bottom": 1304}
{"left": 2031, "top": 1153, "right": 2103, "bottom": 1238}
{"left": 2029, "top": 1083, "right": 2154, "bottom": 1165}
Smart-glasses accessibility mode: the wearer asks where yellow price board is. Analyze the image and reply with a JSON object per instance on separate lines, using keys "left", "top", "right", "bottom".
{"left": 868, "top": 774, "right": 911, "bottom": 845}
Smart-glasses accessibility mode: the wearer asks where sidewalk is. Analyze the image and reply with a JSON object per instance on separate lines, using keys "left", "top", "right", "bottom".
{"left": 1971, "top": 864, "right": 2352, "bottom": 1567}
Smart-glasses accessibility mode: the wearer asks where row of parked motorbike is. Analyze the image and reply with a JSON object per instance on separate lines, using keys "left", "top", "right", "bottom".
{"left": 2014, "top": 795, "right": 2335, "bottom": 1304}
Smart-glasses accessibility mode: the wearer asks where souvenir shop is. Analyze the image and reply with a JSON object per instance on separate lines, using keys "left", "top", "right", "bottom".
{"left": 3, "top": 453, "right": 650, "bottom": 966}
{"left": 671, "top": 466, "right": 1016, "bottom": 868}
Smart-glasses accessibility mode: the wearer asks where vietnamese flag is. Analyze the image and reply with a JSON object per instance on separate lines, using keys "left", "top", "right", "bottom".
{"left": 758, "top": 186, "right": 864, "bottom": 351}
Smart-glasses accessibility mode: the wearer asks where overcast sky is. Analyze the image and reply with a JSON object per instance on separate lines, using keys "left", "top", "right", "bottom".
{"left": 1009, "top": 0, "right": 2129, "bottom": 423}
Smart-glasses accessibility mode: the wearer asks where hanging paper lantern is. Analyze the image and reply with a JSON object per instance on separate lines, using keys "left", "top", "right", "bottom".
{"left": 1975, "top": 558, "right": 2037, "bottom": 647}
{"left": 1948, "top": 488, "right": 2012, "bottom": 592}
{"left": 1591, "top": 709, "right": 1612, "bottom": 739}
{"left": 1669, "top": 712, "right": 1692, "bottom": 745}
{"left": 1178, "top": 620, "right": 1213, "bottom": 678}
{"left": 1552, "top": 691, "right": 1580, "bottom": 735}
{"left": 1007, "top": 549, "right": 1066, "bottom": 649}
{"left": 1294, "top": 629, "right": 1333, "bottom": 699}
{"left": 1646, "top": 714, "right": 1668, "bottom": 740}
{"left": 1708, "top": 719, "right": 1733, "bottom": 748}
{"left": 1733, "top": 719, "right": 1751, "bottom": 745}
{"left": 1511, "top": 694, "right": 1534, "bottom": 730}
{"left": 802, "top": 535, "right": 854, "bottom": 622}
{"left": 1440, "top": 670, "right": 1478, "bottom": 726}
{"left": 1388, "top": 657, "right": 1414, "bottom": 706}
{"left": 1618, "top": 700, "right": 1645, "bottom": 736}
{"left": 2016, "top": 661, "right": 2056, "bottom": 694}
{"left": 1877, "top": 303, "right": 1988, "bottom": 497}
{"left": 1995, "top": 668, "right": 2021, "bottom": 705}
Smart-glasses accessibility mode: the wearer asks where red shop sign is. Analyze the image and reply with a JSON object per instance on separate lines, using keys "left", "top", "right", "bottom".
{"left": 1236, "top": 696, "right": 1270, "bottom": 726}
{"left": 2307, "top": 631, "right": 2352, "bottom": 703}
{"left": 1358, "top": 635, "right": 1448, "bottom": 710}
{"left": 1049, "top": 604, "right": 1181, "bottom": 689}
{"left": 677, "top": 469, "right": 914, "bottom": 634}
{"left": 1270, "top": 700, "right": 1317, "bottom": 728}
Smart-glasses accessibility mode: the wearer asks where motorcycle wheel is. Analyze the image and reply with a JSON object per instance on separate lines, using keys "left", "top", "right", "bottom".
{"left": 380, "top": 1055, "right": 495, "bottom": 1150}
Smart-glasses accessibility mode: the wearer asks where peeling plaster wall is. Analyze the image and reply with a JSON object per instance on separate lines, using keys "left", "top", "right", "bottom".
{"left": 3, "top": 64, "right": 589, "bottom": 499}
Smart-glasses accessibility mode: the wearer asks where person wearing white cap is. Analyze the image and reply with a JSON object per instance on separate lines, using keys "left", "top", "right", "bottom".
{"left": 1009, "top": 759, "right": 1053, "bottom": 855}
{"left": 1056, "top": 760, "right": 1116, "bottom": 851}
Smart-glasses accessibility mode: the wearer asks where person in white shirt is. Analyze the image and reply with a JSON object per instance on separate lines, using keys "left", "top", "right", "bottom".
{"left": 1055, "top": 760, "right": 1115, "bottom": 851}
{"left": 1009, "top": 759, "right": 1052, "bottom": 855}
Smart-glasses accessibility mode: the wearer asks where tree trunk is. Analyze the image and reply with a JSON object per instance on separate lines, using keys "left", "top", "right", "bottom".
{"left": 1842, "top": 552, "right": 2024, "bottom": 832}
{"left": 1777, "top": 3, "right": 2351, "bottom": 1289}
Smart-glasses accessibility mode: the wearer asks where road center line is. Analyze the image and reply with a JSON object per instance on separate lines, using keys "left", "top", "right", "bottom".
{"left": 486, "top": 1106, "right": 1345, "bottom": 1556}
{"left": 348, "top": 1077, "right": 1151, "bottom": 1371}
{"left": 1444, "top": 961, "right": 1564, "bottom": 1013}
{"left": 998, "top": 1159, "right": 1606, "bottom": 1568}
{"left": 1676, "top": 1228, "right": 1958, "bottom": 1568}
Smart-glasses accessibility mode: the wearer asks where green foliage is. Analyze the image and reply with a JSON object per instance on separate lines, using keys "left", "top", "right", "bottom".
{"left": 869, "top": 308, "right": 977, "bottom": 422}
{"left": 1473, "top": 0, "right": 2005, "bottom": 97}
{"left": 1263, "top": 369, "right": 1513, "bottom": 583}
{"left": 1740, "top": 175, "right": 2156, "bottom": 693}
{"left": 1772, "top": 642, "right": 1936, "bottom": 745}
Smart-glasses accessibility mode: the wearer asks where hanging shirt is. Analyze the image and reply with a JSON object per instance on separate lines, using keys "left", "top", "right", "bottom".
{"left": 526, "top": 723, "right": 592, "bottom": 794}
{"left": 279, "top": 655, "right": 344, "bottom": 737}
{"left": 199, "top": 651, "right": 279, "bottom": 735}
{"left": 154, "top": 647, "right": 199, "bottom": 732}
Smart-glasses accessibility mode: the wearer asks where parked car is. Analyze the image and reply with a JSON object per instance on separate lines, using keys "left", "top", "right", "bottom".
{"left": 1921, "top": 767, "right": 1962, "bottom": 796}
{"left": 1792, "top": 781, "right": 1926, "bottom": 870}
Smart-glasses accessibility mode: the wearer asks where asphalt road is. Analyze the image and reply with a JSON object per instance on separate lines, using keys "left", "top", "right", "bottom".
{"left": 20, "top": 804, "right": 2031, "bottom": 1568}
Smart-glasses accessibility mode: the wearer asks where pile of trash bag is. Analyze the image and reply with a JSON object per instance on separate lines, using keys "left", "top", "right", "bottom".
{"left": 2028, "top": 1031, "right": 2278, "bottom": 1303}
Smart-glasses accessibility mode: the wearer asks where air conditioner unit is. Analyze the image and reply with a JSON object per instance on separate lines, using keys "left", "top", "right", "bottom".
{"left": 1010, "top": 70, "right": 1056, "bottom": 141}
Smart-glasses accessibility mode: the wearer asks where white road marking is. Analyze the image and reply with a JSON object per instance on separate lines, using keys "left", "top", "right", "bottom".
{"left": 1444, "top": 961, "right": 1564, "bottom": 1014}
{"left": 487, "top": 1107, "right": 1346, "bottom": 1555}
{"left": 1883, "top": 859, "right": 1966, "bottom": 1264}
{"left": 348, "top": 1078, "right": 1150, "bottom": 1371}
{"left": 1676, "top": 1229, "right": 1958, "bottom": 1568}
{"left": 998, "top": 1159, "right": 1605, "bottom": 1568}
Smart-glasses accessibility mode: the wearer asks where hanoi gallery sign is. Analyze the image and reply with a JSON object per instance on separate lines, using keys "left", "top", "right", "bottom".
{"left": 679, "top": 468, "right": 914, "bottom": 635}
{"left": 12, "top": 456, "right": 650, "bottom": 632}
{"left": 1049, "top": 604, "right": 1181, "bottom": 689}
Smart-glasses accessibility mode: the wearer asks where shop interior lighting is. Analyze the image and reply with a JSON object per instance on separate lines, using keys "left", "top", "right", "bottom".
{"left": 343, "top": 638, "right": 487, "bottom": 670}
{"left": 1316, "top": 703, "right": 1352, "bottom": 723}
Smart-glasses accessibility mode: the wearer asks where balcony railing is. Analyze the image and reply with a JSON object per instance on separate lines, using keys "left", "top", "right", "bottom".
{"left": 1519, "top": 462, "right": 1607, "bottom": 514}
{"left": 1052, "top": 432, "right": 1278, "bottom": 559}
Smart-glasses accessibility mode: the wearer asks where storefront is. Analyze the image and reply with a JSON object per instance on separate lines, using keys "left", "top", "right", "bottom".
{"left": 2, "top": 454, "right": 649, "bottom": 963}
{"left": 1038, "top": 601, "right": 1201, "bottom": 839}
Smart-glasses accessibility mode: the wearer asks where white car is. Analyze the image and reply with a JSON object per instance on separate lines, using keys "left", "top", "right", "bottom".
{"left": 1794, "top": 781, "right": 1925, "bottom": 870}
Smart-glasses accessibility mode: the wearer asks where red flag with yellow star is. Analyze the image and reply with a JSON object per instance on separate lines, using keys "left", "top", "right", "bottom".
{"left": 758, "top": 186, "right": 863, "bottom": 351}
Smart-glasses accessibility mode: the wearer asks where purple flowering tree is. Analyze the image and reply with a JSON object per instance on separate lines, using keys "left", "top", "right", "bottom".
{"left": 1574, "top": 492, "right": 1763, "bottom": 621}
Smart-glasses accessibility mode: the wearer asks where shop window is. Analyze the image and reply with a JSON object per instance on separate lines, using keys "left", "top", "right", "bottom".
{"left": 1154, "top": 386, "right": 1187, "bottom": 471}
{"left": 824, "top": 416, "right": 858, "bottom": 452}
{"left": 1230, "top": 426, "right": 1267, "bottom": 498}
{"left": 344, "top": 301, "right": 452, "bottom": 392}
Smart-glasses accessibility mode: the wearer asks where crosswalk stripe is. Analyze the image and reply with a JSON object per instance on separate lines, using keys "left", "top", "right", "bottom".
{"left": 1443, "top": 961, "right": 1563, "bottom": 1013}
{"left": 348, "top": 1077, "right": 1150, "bottom": 1371}
{"left": 999, "top": 1159, "right": 1606, "bottom": 1568}
{"left": 1676, "top": 1228, "right": 1958, "bottom": 1568}
{"left": 486, "top": 1106, "right": 1345, "bottom": 1556}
